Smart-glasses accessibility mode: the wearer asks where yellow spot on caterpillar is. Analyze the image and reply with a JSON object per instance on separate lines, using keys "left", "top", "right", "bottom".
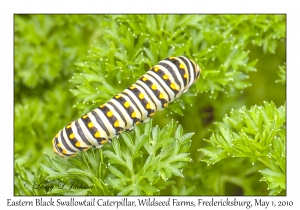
{"left": 100, "top": 105, "right": 105, "bottom": 108}
{"left": 163, "top": 74, "right": 169, "bottom": 80}
{"left": 170, "top": 83, "right": 177, "bottom": 90}
{"left": 124, "top": 101, "right": 130, "bottom": 108}
{"left": 57, "top": 143, "right": 61, "bottom": 147}
{"left": 52, "top": 139, "right": 55, "bottom": 145}
{"left": 150, "top": 112, "right": 155, "bottom": 117}
{"left": 75, "top": 142, "right": 80, "bottom": 147}
{"left": 88, "top": 122, "right": 93, "bottom": 128}
{"left": 66, "top": 124, "right": 71, "bottom": 129}
{"left": 82, "top": 115, "right": 88, "bottom": 119}
{"left": 159, "top": 93, "right": 164, "bottom": 99}
{"left": 83, "top": 148, "right": 89, "bottom": 151}
{"left": 139, "top": 93, "right": 144, "bottom": 99}
{"left": 154, "top": 67, "right": 159, "bottom": 72}
{"left": 131, "top": 112, "right": 136, "bottom": 118}
{"left": 142, "top": 77, "right": 147, "bottom": 81}
{"left": 101, "top": 140, "right": 108, "bottom": 144}
{"left": 179, "top": 63, "right": 185, "bottom": 69}
{"left": 94, "top": 131, "right": 100, "bottom": 138}
{"left": 169, "top": 57, "right": 175, "bottom": 59}
{"left": 184, "top": 73, "right": 188, "bottom": 79}
{"left": 107, "top": 111, "right": 113, "bottom": 117}
{"left": 114, "top": 121, "right": 119, "bottom": 127}
{"left": 130, "top": 85, "right": 135, "bottom": 90}
{"left": 163, "top": 103, "right": 168, "bottom": 107}
{"left": 55, "top": 133, "right": 59, "bottom": 138}
{"left": 69, "top": 133, "right": 75, "bottom": 139}
{"left": 146, "top": 102, "right": 151, "bottom": 109}
{"left": 115, "top": 95, "right": 121, "bottom": 99}
{"left": 135, "top": 121, "right": 140, "bottom": 125}
{"left": 151, "top": 84, "right": 157, "bottom": 90}
{"left": 62, "top": 149, "right": 67, "bottom": 154}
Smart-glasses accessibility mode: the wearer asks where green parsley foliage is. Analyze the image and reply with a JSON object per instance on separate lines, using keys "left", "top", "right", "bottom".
{"left": 39, "top": 120, "right": 192, "bottom": 195}
{"left": 70, "top": 15, "right": 285, "bottom": 115}
{"left": 276, "top": 63, "right": 286, "bottom": 85}
{"left": 200, "top": 102, "right": 286, "bottom": 195}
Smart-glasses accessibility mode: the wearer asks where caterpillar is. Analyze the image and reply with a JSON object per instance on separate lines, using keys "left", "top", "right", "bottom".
{"left": 52, "top": 56, "right": 201, "bottom": 157}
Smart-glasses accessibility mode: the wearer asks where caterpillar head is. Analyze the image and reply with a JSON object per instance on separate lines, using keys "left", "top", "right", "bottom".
{"left": 52, "top": 130, "right": 77, "bottom": 157}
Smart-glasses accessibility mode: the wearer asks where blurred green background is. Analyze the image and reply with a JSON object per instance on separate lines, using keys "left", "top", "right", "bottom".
{"left": 14, "top": 14, "right": 286, "bottom": 195}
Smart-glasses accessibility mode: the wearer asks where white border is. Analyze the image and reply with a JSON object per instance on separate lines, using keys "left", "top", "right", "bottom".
{"left": 2, "top": 0, "right": 299, "bottom": 209}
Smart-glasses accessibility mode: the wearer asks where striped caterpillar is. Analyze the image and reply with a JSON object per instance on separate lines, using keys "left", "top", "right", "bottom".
{"left": 52, "top": 56, "right": 201, "bottom": 157}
